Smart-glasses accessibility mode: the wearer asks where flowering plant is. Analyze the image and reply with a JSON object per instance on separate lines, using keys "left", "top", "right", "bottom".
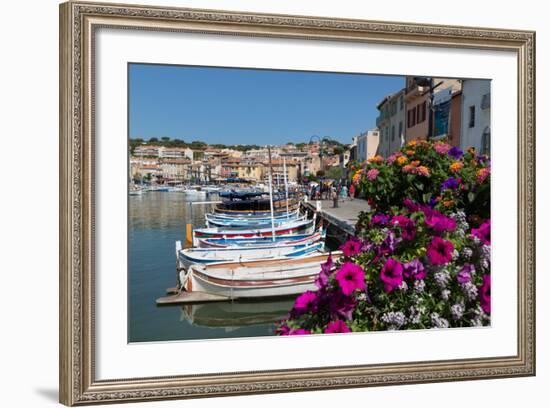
{"left": 355, "top": 140, "right": 490, "bottom": 220}
{"left": 277, "top": 139, "right": 491, "bottom": 336}
{"left": 277, "top": 204, "right": 491, "bottom": 334}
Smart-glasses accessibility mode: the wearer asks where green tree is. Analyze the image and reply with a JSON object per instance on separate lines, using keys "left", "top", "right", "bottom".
{"left": 326, "top": 166, "right": 343, "bottom": 180}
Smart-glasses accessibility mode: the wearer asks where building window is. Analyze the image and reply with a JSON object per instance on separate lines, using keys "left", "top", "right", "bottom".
{"left": 391, "top": 125, "right": 395, "bottom": 142}
{"left": 400, "top": 95, "right": 404, "bottom": 110}
{"left": 416, "top": 104, "right": 421, "bottom": 123}
{"left": 399, "top": 121, "right": 403, "bottom": 142}
{"left": 469, "top": 106, "right": 476, "bottom": 128}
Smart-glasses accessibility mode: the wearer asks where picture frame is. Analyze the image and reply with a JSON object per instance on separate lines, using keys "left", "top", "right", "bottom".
{"left": 59, "top": 1, "right": 536, "bottom": 405}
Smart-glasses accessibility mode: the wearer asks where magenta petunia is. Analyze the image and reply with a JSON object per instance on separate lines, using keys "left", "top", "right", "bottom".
{"left": 335, "top": 262, "right": 366, "bottom": 296}
{"left": 472, "top": 220, "right": 491, "bottom": 245}
{"left": 424, "top": 210, "right": 456, "bottom": 234}
{"left": 329, "top": 292, "right": 357, "bottom": 320}
{"left": 403, "top": 259, "right": 426, "bottom": 280}
{"left": 315, "top": 254, "right": 334, "bottom": 289}
{"left": 403, "top": 198, "right": 420, "bottom": 212}
{"left": 370, "top": 213, "right": 390, "bottom": 226}
{"left": 380, "top": 258, "right": 404, "bottom": 293}
{"left": 340, "top": 237, "right": 363, "bottom": 257}
{"left": 392, "top": 215, "right": 417, "bottom": 241}
{"left": 427, "top": 237, "right": 454, "bottom": 265}
{"left": 457, "top": 263, "right": 474, "bottom": 283}
{"left": 288, "top": 328, "right": 311, "bottom": 336}
{"left": 293, "top": 291, "right": 318, "bottom": 315}
{"left": 324, "top": 320, "right": 351, "bottom": 334}
{"left": 479, "top": 274, "right": 491, "bottom": 314}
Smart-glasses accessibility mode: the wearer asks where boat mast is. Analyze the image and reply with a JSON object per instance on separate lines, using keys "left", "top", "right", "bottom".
{"left": 283, "top": 156, "right": 289, "bottom": 218}
{"left": 267, "top": 145, "right": 276, "bottom": 241}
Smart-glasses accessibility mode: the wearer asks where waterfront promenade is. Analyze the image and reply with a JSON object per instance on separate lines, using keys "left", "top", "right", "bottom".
{"left": 303, "top": 198, "right": 370, "bottom": 236}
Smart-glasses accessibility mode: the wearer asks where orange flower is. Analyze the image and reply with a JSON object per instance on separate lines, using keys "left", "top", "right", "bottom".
{"left": 411, "top": 160, "right": 420, "bottom": 167}
{"left": 443, "top": 200, "right": 454, "bottom": 207}
{"left": 368, "top": 155, "right": 384, "bottom": 164}
{"left": 416, "top": 166, "right": 430, "bottom": 177}
{"left": 449, "top": 161, "right": 464, "bottom": 173}
{"left": 396, "top": 156, "right": 408, "bottom": 166}
{"left": 405, "top": 149, "right": 415, "bottom": 156}
{"left": 402, "top": 164, "right": 414, "bottom": 173}
{"left": 407, "top": 140, "right": 418, "bottom": 147}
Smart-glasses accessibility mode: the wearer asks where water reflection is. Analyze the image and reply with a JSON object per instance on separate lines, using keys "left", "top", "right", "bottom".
{"left": 128, "top": 192, "right": 294, "bottom": 342}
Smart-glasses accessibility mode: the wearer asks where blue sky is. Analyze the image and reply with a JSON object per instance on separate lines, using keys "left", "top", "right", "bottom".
{"left": 129, "top": 63, "right": 404, "bottom": 145}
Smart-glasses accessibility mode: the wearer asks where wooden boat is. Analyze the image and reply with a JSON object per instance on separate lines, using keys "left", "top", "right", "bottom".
{"left": 180, "top": 252, "right": 341, "bottom": 299}
{"left": 205, "top": 214, "right": 305, "bottom": 228}
{"left": 179, "top": 241, "right": 324, "bottom": 267}
{"left": 206, "top": 208, "right": 300, "bottom": 221}
{"left": 196, "top": 230, "right": 324, "bottom": 249}
{"left": 192, "top": 218, "right": 315, "bottom": 246}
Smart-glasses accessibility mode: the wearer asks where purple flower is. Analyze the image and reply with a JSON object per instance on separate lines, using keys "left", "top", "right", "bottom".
{"left": 427, "top": 237, "right": 454, "bottom": 265}
{"left": 457, "top": 263, "right": 474, "bottom": 283}
{"left": 293, "top": 291, "right": 318, "bottom": 315}
{"left": 479, "top": 274, "right": 491, "bottom": 314}
{"left": 448, "top": 146, "right": 464, "bottom": 160}
{"left": 441, "top": 176, "right": 459, "bottom": 191}
{"left": 315, "top": 254, "right": 333, "bottom": 289}
{"left": 379, "top": 231, "right": 398, "bottom": 256}
{"left": 380, "top": 258, "right": 404, "bottom": 293}
{"left": 424, "top": 210, "right": 457, "bottom": 234}
{"left": 335, "top": 262, "right": 365, "bottom": 296}
{"left": 403, "top": 198, "right": 420, "bottom": 212}
{"left": 428, "top": 197, "right": 438, "bottom": 208}
{"left": 391, "top": 215, "right": 417, "bottom": 241}
{"left": 403, "top": 259, "right": 426, "bottom": 280}
{"left": 276, "top": 324, "right": 291, "bottom": 335}
{"left": 472, "top": 220, "right": 491, "bottom": 245}
{"left": 340, "top": 237, "right": 363, "bottom": 257}
{"left": 370, "top": 213, "right": 390, "bottom": 226}
{"left": 329, "top": 291, "right": 357, "bottom": 320}
{"left": 324, "top": 320, "right": 351, "bottom": 334}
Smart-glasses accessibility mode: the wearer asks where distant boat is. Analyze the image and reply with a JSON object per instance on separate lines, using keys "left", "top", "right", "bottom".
{"left": 181, "top": 252, "right": 341, "bottom": 299}
{"left": 182, "top": 187, "right": 207, "bottom": 197}
{"left": 179, "top": 241, "right": 324, "bottom": 267}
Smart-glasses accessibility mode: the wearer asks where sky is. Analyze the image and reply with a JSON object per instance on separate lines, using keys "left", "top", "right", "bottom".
{"left": 129, "top": 63, "right": 405, "bottom": 145}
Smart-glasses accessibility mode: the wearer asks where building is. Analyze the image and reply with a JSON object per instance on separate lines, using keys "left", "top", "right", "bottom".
{"left": 159, "top": 158, "right": 191, "bottom": 182}
{"left": 405, "top": 77, "right": 463, "bottom": 143}
{"left": 356, "top": 129, "right": 380, "bottom": 163}
{"left": 376, "top": 89, "right": 406, "bottom": 157}
{"left": 133, "top": 145, "right": 162, "bottom": 158}
{"left": 460, "top": 79, "right": 491, "bottom": 155}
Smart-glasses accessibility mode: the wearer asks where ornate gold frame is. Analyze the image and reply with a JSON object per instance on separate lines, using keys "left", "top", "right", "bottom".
{"left": 59, "top": 1, "right": 536, "bottom": 405}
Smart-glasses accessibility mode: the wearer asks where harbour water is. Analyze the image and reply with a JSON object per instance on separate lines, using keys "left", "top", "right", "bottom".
{"left": 128, "top": 192, "right": 295, "bottom": 343}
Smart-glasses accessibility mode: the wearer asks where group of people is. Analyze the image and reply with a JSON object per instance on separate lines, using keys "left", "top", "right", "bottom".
{"left": 308, "top": 181, "right": 355, "bottom": 207}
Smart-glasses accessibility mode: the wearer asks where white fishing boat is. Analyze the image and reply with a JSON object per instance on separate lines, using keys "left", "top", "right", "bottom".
{"left": 182, "top": 187, "right": 207, "bottom": 197}
{"left": 192, "top": 217, "right": 315, "bottom": 246}
{"left": 205, "top": 214, "right": 305, "bottom": 228}
{"left": 178, "top": 241, "right": 324, "bottom": 267}
{"left": 180, "top": 252, "right": 341, "bottom": 299}
{"left": 196, "top": 230, "right": 324, "bottom": 249}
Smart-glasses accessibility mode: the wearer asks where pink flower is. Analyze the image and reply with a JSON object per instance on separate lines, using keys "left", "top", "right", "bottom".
{"left": 391, "top": 215, "right": 416, "bottom": 240}
{"left": 367, "top": 168, "right": 380, "bottom": 181}
{"left": 293, "top": 291, "right": 318, "bottom": 315}
{"left": 434, "top": 142, "right": 451, "bottom": 154}
{"left": 335, "top": 262, "right": 366, "bottom": 296}
{"left": 476, "top": 167, "right": 491, "bottom": 183}
{"left": 324, "top": 320, "right": 351, "bottom": 334}
{"left": 340, "top": 237, "right": 363, "bottom": 257}
{"left": 423, "top": 209, "right": 456, "bottom": 234}
{"left": 427, "top": 237, "right": 454, "bottom": 265}
{"left": 315, "top": 254, "right": 334, "bottom": 289}
{"left": 380, "top": 258, "right": 404, "bottom": 293}
{"left": 472, "top": 220, "right": 491, "bottom": 245}
{"left": 288, "top": 328, "right": 311, "bottom": 336}
{"left": 479, "top": 274, "right": 491, "bottom": 314}
{"left": 329, "top": 292, "right": 357, "bottom": 320}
